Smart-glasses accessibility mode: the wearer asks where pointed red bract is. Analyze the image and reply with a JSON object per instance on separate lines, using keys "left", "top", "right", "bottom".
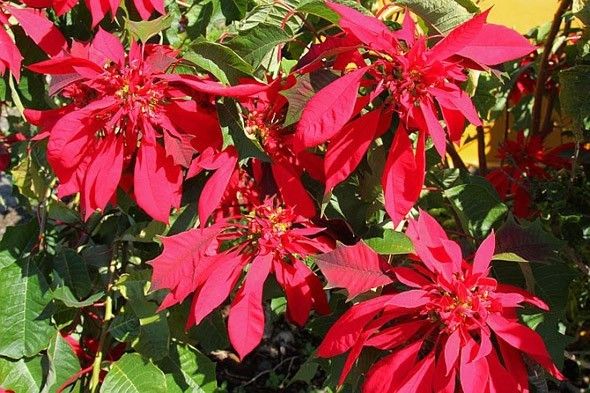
{"left": 317, "top": 211, "right": 564, "bottom": 392}
{"left": 315, "top": 241, "right": 393, "bottom": 300}
{"left": 295, "top": 66, "right": 367, "bottom": 150}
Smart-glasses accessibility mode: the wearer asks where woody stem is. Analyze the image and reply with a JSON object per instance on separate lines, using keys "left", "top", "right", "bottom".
{"left": 531, "top": 0, "right": 571, "bottom": 135}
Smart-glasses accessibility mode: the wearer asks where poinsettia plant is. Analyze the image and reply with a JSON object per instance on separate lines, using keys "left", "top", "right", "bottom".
{"left": 0, "top": 0, "right": 589, "bottom": 392}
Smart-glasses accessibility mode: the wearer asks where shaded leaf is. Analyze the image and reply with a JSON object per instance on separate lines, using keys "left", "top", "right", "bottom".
{"left": 227, "top": 23, "right": 292, "bottom": 68}
{"left": 364, "top": 230, "right": 414, "bottom": 255}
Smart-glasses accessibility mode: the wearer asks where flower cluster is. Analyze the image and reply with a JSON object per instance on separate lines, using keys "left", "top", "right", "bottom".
{"left": 150, "top": 195, "right": 332, "bottom": 359}
{"left": 317, "top": 211, "right": 564, "bottom": 392}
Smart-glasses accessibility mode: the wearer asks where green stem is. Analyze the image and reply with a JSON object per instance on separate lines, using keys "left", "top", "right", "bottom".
{"left": 89, "top": 249, "right": 118, "bottom": 393}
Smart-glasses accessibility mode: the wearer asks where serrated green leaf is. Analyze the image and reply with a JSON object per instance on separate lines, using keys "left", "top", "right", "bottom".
{"left": 45, "top": 332, "right": 81, "bottom": 393}
{"left": 395, "top": 0, "right": 475, "bottom": 34}
{"left": 296, "top": 0, "right": 339, "bottom": 23}
{"left": 11, "top": 152, "right": 49, "bottom": 201}
{"left": 100, "top": 353, "right": 168, "bottom": 393}
{"left": 0, "top": 220, "right": 38, "bottom": 269}
{"left": 364, "top": 230, "right": 414, "bottom": 255}
{"left": 0, "top": 259, "right": 55, "bottom": 358}
{"left": 0, "top": 356, "right": 45, "bottom": 393}
{"left": 227, "top": 23, "right": 291, "bottom": 68}
{"left": 184, "top": 40, "right": 254, "bottom": 84}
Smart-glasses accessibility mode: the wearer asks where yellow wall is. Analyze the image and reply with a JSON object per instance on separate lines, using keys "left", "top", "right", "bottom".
{"left": 480, "top": 0, "right": 557, "bottom": 33}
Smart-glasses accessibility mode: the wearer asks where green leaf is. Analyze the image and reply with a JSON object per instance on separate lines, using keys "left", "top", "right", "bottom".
{"left": 444, "top": 176, "right": 507, "bottom": 238}
{"left": 127, "top": 14, "right": 174, "bottom": 42}
{"left": 573, "top": 0, "right": 590, "bottom": 24}
{"left": 45, "top": 332, "right": 81, "bottom": 393}
{"left": 115, "top": 272, "right": 170, "bottom": 360}
{"left": 289, "top": 360, "right": 319, "bottom": 385}
{"left": 100, "top": 353, "right": 168, "bottom": 393}
{"left": 109, "top": 312, "right": 141, "bottom": 342}
{"left": 157, "top": 343, "right": 218, "bottom": 392}
{"left": 184, "top": 40, "right": 254, "bottom": 84}
{"left": 11, "top": 152, "right": 49, "bottom": 201}
{"left": 0, "top": 258, "right": 55, "bottom": 358}
{"left": 0, "top": 356, "right": 45, "bottom": 393}
{"left": 495, "top": 215, "right": 565, "bottom": 263}
{"left": 395, "top": 0, "right": 475, "bottom": 34}
{"left": 47, "top": 199, "right": 81, "bottom": 224}
{"left": 52, "top": 287, "right": 104, "bottom": 308}
{"left": 220, "top": 0, "right": 248, "bottom": 23}
{"left": 53, "top": 248, "right": 92, "bottom": 299}
{"left": 492, "top": 252, "right": 529, "bottom": 263}
{"left": 296, "top": 0, "right": 339, "bottom": 23}
{"left": 227, "top": 23, "right": 291, "bottom": 68}
{"left": 559, "top": 65, "right": 590, "bottom": 140}
{"left": 216, "top": 99, "right": 268, "bottom": 161}
{"left": 364, "top": 230, "right": 414, "bottom": 255}
{"left": 0, "top": 220, "right": 38, "bottom": 269}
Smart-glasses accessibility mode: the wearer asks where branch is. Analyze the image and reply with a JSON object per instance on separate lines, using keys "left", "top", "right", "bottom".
{"left": 531, "top": 0, "right": 572, "bottom": 135}
{"left": 476, "top": 126, "right": 488, "bottom": 176}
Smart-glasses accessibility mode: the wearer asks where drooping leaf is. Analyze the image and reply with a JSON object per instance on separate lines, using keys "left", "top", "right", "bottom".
{"left": 100, "top": 353, "right": 168, "bottom": 393}
{"left": 315, "top": 242, "right": 393, "bottom": 300}
{"left": 0, "top": 258, "right": 55, "bottom": 359}
{"left": 53, "top": 248, "right": 92, "bottom": 299}
{"left": 184, "top": 40, "right": 254, "bottom": 85}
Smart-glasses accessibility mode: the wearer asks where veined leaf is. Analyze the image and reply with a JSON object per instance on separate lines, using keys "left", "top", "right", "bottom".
{"left": 396, "top": 0, "right": 476, "bottom": 34}
{"left": 100, "top": 353, "right": 167, "bottom": 393}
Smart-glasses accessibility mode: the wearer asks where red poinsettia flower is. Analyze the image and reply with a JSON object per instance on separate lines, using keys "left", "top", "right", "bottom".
{"left": 317, "top": 210, "right": 564, "bottom": 392}
{"left": 294, "top": 3, "right": 535, "bottom": 224}
{"left": 22, "top": 0, "right": 164, "bottom": 27}
{"left": 149, "top": 195, "right": 332, "bottom": 359}
{"left": 25, "top": 29, "right": 242, "bottom": 222}
{"left": 487, "top": 134, "right": 571, "bottom": 217}
{"left": 0, "top": 4, "right": 66, "bottom": 79}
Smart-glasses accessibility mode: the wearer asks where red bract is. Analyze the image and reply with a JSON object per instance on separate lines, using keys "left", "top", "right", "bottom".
{"left": 317, "top": 210, "right": 563, "bottom": 392}
{"left": 0, "top": 4, "right": 66, "bottom": 79}
{"left": 149, "top": 196, "right": 332, "bottom": 359}
{"left": 487, "top": 134, "right": 571, "bottom": 217}
{"left": 22, "top": 0, "right": 164, "bottom": 27}
{"left": 0, "top": 133, "right": 25, "bottom": 172}
{"left": 294, "top": 3, "right": 535, "bottom": 224}
{"left": 26, "top": 29, "right": 227, "bottom": 222}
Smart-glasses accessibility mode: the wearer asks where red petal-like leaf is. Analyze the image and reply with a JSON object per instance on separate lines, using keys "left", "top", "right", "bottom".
{"left": 8, "top": 6, "right": 67, "bottom": 57}
{"left": 228, "top": 253, "right": 273, "bottom": 359}
{"left": 295, "top": 66, "right": 368, "bottom": 149}
{"left": 456, "top": 24, "right": 535, "bottom": 65}
{"left": 315, "top": 241, "right": 393, "bottom": 300}
{"left": 324, "top": 108, "right": 382, "bottom": 192}
{"left": 326, "top": 2, "right": 397, "bottom": 54}
{"left": 472, "top": 231, "right": 495, "bottom": 275}
{"left": 197, "top": 147, "right": 238, "bottom": 225}
{"left": 134, "top": 141, "right": 182, "bottom": 223}
{"left": 428, "top": 10, "right": 490, "bottom": 63}
{"left": 382, "top": 127, "right": 425, "bottom": 225}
